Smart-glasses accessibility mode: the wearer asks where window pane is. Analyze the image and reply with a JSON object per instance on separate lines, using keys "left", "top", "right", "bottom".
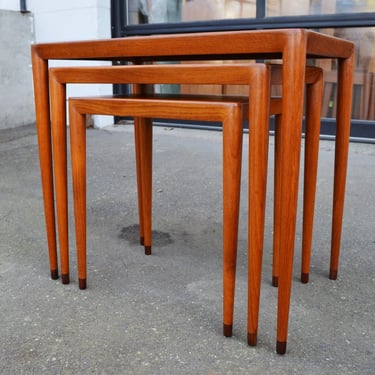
{"left": 267, "top": 0, "right": 375, "bottom": 17}
{"left": 127, "top": 2, "right": 375, "bottom": 121}
{"left": 312, "top": 27, "right": 375, "bottom": 120}
{"left": 129, "top": 0, "right": 256, "bottom": 25}
{"left": 130, "top": 0, "right": 375, "bottom": 24}
{"left": 165, "top": 27, "right": 375, "bottom": 121}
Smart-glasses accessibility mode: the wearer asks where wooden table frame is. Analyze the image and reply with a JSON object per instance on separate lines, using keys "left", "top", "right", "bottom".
{"left": 31, "top": 29, "right": 354, "bottom": 354}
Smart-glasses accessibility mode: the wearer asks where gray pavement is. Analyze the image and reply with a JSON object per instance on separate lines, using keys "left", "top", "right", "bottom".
{"left": 0, "top": 124, "right": 374, "bottom": 374}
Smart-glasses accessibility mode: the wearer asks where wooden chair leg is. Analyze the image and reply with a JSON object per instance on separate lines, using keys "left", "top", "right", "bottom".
{"left": 31, "top": 54, "right": 59, "bottom": 280}
{"left": 50, "top": 78, "right": 70, "bottom": 284}
{"left": 330, "top": 56, "right": 354, "bottom": 280}
{"left": 222, "top": 107, "right": 243, "bottom": 337}
{"left": 272, "top": 114, "right": 282, "bottom": 288}
{"left": 139, "top": 118, "right": 153, "bottom": 255}
{"left": 301, "top": 73, "right": 323, "bottom": 283}
{"left": 69, "top": 103, "right": 87, "bottom": 290}
{"left": 247, "top": 65, "right": 270, "bottom": 346}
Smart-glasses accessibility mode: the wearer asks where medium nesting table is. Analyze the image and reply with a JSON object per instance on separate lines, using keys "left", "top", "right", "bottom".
{"left": 48, "top": 63, "right": 323, "bottom": 355}
{"left": 31, "top": 29, "right": 354, "bottom": 354}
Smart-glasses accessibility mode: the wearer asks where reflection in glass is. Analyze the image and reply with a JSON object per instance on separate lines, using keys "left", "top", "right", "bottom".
{"left": 126, "top": 1, "right": 375, "bottom": 120}
{"left": 267, "top": 0, "right": 375, "bottom": 16}
{"left": 183, "top": 0, "right": 256, "bottom": 22}
{"left": 128, "top": 0, "right": 256, "bottom": 25}
{"left": 129, "top": 0, "right": 375, "bottom": 24}
{"left": 313, "top": 27, "right": 375, "bottom": 120}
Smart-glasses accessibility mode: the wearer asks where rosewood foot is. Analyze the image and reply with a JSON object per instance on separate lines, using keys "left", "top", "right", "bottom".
{"left": 61, "top": 274, "right": 70, "bottom": 284}
{"left": 79, "top": 278, "right": 87, "bottom": 290}
{"left": 50, "top": 269, "right": 59, "bottom": 280}
{"left": 223, "top": 324, "right": 233, "bottom": 337}
{"left": 247, "top": 333, "right": 257, "bottom": 346}
{"left": 272, "top": 276, "right": 278, "bottom": 287}
{"left": 301, "top": 272, "right": 309, "bottom": 283}
{"left": 276, "top": 341, "right": 287, "bottom": 355}
{"left": 329, "top": 269, "right": 338, "bottom": 280}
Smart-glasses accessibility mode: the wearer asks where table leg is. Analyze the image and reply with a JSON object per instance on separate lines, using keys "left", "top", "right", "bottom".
{"left": 69, "top": 102, "right": 87, "bottom": 290}
{"left": 49, "top": 77, "right": 70, "bottom": 284}
{"left": 133, "top": 82, "right": 152, "bottom": 252}
{"left": 272, "top": 114, "right": 282, "bottom": 288}
{"left": 222, "top": 105, "right": 243, "bottom": 337}
{"left": 247, "top": 64, "right": 270, "bottom": 346}
{"left": 330, "top": 55, "right": 354, "bottom": 280}
{"left": 134, "top": 120, "right": 145, "bottom": 246}
{"left": 31, "top": 52, "right": 59, "bottom": 280}
{"left": 139, "top": 118, "right": 153, "bottom": 256}
{"left": 276, "top": 40, "right": 306, "bottom": 355}
{"left": 301, "top": 71, "right": 323, "bottom": 283}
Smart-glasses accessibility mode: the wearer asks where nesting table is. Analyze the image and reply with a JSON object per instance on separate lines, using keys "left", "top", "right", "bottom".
{"left": 31, "top": 29, "right": 354, "bottom": 354}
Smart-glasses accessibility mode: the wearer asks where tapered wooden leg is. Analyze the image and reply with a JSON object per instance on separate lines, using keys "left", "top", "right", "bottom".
{"left": 275, "top": 51, "right": 306, "bottom": 354}
{"left": 134, "top": 119, "right": 145, "bottom": 245}
{"left": 139, "top": 118, "right": 153, "bottom": 255}
{"left": 31, "top": 52, "right": 59, "bottom": 279}
{"left": 272, "top": 114, "right": 282, "bottom": 288}
{"left": 222, "top": 107, "right": 243, "bottom": 337}
{"left": 247, "top": 65, "right": 270, "bottom": 346}
{"left": 50, "top": 78, "right": 70, "bottom": 284}
{"left": 69, "top": 103, "right": 87, "bottom": 289}
{"left": 330, "top": 56, "right": 354, "bottom": 280}
{"left": 132, "top": 81, "right": 153, "bottom": 248}
{"left": 301, "top": 74, "right": 323, "bottom": 283}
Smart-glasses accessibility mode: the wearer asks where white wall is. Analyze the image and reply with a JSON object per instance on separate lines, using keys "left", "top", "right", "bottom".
{"left": 30, "top": 0, "right": 113, "bottom": 127}
{"left": 28, "top": 0, "right": 111, "bottom": 42}
{"left": 0, "top": 10, "right": 35, "bottom": 129}
{"left": 0, "top": 0, "right": 18, "bottom": 11}
{"left": 0, "top": 0, "right": 113, "bottom": 128}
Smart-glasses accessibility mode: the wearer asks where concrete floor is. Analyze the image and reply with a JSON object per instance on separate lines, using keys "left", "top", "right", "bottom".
{"left": 0, "top": 124, "right": 374, "bottom": 374}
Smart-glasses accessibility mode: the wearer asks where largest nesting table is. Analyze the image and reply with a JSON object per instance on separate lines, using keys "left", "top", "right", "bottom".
{"left": 31, "top": 29, "right": 354, "bottom": 354}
